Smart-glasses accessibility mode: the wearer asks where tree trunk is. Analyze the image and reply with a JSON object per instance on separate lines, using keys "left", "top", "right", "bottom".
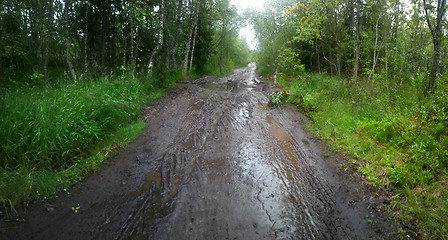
{"left": 132, "top": 36, "right": 141, "bottom": 76}
{"left": 353, "top": 0, "right": 361, "bottom": 81}
{"left": 368, "top": 13, "right": 382, "bottom": 83}
{"left": 84, "top": 0, "right": 89, "bottom": 76}
{"left": 423, "top": 0, "right": 447, "bottom": 94}
{"left": 182, "top": 0, "right": 201, "bottom": 78}
{"left": 189, "top": 24, "right": 198, "bottom": 73}
{"left": 100, "top": 0, "right": 109, "bottom": 75}
{"left": 316, "top": 38, "right": 320, "bottom": 73}
{"left": 332, "top": 9, "right": 341, "bottom": 77}
{"left": 130, "top": 34, "right": 135, "bottom": 75}
{"left": 165, "top": 37, "right": 171, "bottom": 70}
{"left": 42, "top": 0, "right": 54, "bottom": 84}
{"left": 123, "top": 23, "right": 128, "bottom": 70}
{"left": 163, "top": 0, "right": 174, "bottom": 70}
{"left": 336, "top": 35, "right": 341, "bottom": 77}
{"left": 64, "top": 0, "right": 77, "bottom": 81}
{"left": 169, "top": 0, "right": 183, "bottom": 70}
{"left": 220, "top": 35, "right": 224, "bottom": 74}
{"left": 384, "top": 22, "right": 388, "bottom": 86}
{"left": 147, "top": 0, "right": 165, "bottom": 76}
{"left": 428, "top": 33, "right": 442, "bottom": 92}
{"left": 31, "top": 2, "right": 43, "bottom": 72}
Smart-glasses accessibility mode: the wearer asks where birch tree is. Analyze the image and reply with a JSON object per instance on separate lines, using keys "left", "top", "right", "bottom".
{"left": 147, "top": 0, "right": 165, "bottom": 76}
{"left": 182, "top": 0, "right": 201, "bottom": 78}
{"left": 423, "top": 0, "right": 446, "bottom": 94}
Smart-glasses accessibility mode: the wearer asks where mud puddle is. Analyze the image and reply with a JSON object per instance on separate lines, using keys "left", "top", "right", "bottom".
{"left": 1, "top": 65, "right": 396, "bottom": 239}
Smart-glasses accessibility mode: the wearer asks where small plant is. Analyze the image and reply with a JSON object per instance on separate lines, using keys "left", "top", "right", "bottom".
{"left": 30, "top": 71, "right": 43, "bottom": 82}
{"left": 270, "top": 91, "right": 288, "bottom": 106}
{"left": 72, "top": 204, "right": 80, "bottom": 213}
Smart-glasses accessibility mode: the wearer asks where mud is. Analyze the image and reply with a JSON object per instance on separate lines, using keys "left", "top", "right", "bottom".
{"left": 1, "top": 65, "right": 396, "bottom": 239}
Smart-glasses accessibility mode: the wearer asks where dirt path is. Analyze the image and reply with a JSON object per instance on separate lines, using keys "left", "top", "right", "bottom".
{"left": 1, "top": 66, "right": 396, "bottom": 239}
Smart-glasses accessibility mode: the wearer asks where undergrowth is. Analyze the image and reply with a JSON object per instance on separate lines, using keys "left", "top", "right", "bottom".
{"left": 0, "top": 72, "right": 175, "bottom": 208}
{"left": 277, "top": 72, "right": 448, "bottom": 239}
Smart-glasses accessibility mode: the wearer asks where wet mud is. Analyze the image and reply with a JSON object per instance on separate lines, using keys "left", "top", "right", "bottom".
{"left": 1, "top": 65, "right": 396, "bottom": 239}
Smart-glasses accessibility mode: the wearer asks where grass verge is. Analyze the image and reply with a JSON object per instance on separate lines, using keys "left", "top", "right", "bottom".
{"left": 0, "top": 120, "right": 144, "bottom": 212}
{"left": 275, "top": 72, "right": 448, "bottom": 239}
{"left": 0, "top": 73, "right": 172, "bottom": 210}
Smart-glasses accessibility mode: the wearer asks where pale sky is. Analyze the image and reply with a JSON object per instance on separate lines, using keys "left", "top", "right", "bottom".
{"left": 231, "top": 0, "right": 266, "bottom": 50}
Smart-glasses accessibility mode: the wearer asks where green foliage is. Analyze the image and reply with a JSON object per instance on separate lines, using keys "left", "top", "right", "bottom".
{"left": 270, "top": 91, "right": 288, "bottom": 105}
{"left": 250, "top": 0, "right": 297, "bottom": 75}
{"left": 286, "top": 76, "right": 317, "bottom": 112}
{"left": 0, "top": 76, "right": 149, "bottom": 169}
{"left": 358, "top": 119, "right": 396, "bottom": 142}
{"left": 0, "top": 120, "right": 145, "bottom": 206}
{"left": 0, "top": 72, "right": 173, "bottom": 206}
{"left": 277, "top": 72, "right": 448, "bottom": 238}
{"left": 278, "top": 47, "right": 305, "bottom": 76}
{"left": 0, "top": 0, "right": 250, "bottom": 88}
{"left": 208, "top": 33, "right": 251, "bottom": 74}
{"left": 194, "top": 64, "right": 215, "bottom": 76}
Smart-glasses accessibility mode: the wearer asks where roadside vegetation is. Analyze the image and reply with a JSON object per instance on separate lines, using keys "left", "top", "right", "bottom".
{"left": 0, "top": 73, "right": 166, "bottom": 209}
{"left": 252, "top": 0, "right": 448, "bottom": 238}
{"left": 274, "top": 72, "right": 448, "bottom": 239}
{"left": 1, "top": 0, "right": 250, "bottom": 210}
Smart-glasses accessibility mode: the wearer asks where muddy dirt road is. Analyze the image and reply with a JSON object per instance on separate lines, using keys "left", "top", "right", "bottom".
{"left": 1, "top": 65, "right": 395, "bottom": 239}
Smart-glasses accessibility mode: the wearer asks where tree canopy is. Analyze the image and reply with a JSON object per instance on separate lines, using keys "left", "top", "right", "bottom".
{"left": 251, "top": 0, "right": 447, "bottom": 95}
{"left": 0, "top": 0, "right": 251, "bottom": 87}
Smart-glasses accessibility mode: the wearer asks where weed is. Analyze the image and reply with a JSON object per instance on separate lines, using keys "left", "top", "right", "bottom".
{"left": 72, "top": 204, "right": 80, "bottom": 213}
{"left": 270, "top": 91, "right": 288, "bottom": 106}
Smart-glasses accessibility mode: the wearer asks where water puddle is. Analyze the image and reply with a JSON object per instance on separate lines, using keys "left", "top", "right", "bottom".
{"left": 2, "top": 65, "right": 395, "bottom": 240}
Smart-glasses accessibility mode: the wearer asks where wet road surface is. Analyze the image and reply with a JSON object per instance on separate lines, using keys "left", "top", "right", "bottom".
{"left": 1, "top": 66, "right": 395, "bottom": 239}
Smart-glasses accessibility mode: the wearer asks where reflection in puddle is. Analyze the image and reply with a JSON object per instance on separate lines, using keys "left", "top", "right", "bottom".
{"left": 238, "top": 102, "right": 249, "bottom": 119}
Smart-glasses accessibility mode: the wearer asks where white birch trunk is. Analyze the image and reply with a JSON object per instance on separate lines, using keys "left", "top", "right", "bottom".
{"left": 189, "top": 24, "right": 198, "bottom": 73}
{"left": 147, "top": 0, "right": 165, "bottom": 77}
{"left": 182, "top": 0, "right": 201, "bottom": 78}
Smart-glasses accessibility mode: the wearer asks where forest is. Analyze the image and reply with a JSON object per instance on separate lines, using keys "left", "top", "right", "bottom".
{"left": 1, "top": 0, "right": 448, "bottom": 238}
{"left": 0, "top": 0, "right": 250, "bottom": 83}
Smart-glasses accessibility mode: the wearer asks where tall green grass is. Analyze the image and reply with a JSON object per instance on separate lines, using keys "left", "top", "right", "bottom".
{"left": 1, "top": 77, "right": 144, "bottom": 168}
{"left": 0, "top": 73, "right": 171, "bottom": 206}
{"left": 278, "top": 72, "right": 448, "bottom": 239}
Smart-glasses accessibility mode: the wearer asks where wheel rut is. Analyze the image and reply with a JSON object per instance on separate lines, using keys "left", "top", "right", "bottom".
{"left": 1, "top": 65, "right": 396, "bottom": 240}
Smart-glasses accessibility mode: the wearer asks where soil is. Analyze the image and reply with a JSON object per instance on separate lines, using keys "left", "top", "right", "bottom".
{"left": 1, "top": 65, "right": 397, "bottom": 239}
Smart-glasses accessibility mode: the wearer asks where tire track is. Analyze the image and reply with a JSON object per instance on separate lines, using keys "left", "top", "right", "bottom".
{"left": 1, "top": 66, "right": 395, "bottom": 240}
